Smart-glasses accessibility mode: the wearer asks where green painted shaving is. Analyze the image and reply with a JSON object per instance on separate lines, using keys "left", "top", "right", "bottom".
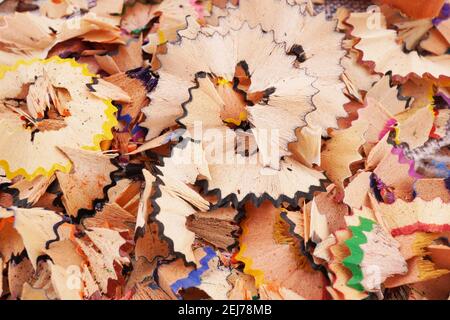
{"left": 342, "top": 217, "right": 375, "bottom": 292}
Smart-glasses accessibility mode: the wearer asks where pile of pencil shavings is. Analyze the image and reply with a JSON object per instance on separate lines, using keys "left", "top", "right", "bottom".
{"left": 0, "top": 0, "right": 449, "bottom": 300}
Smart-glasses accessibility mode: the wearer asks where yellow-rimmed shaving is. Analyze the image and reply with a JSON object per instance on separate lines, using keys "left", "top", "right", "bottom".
{"left": 0, "top": 56, "right": 118, "bottom": 181}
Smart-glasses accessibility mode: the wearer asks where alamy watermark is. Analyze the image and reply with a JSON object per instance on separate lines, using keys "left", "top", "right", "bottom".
{"left": 168, "top": 121, "right": 281, "bottom": 173}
